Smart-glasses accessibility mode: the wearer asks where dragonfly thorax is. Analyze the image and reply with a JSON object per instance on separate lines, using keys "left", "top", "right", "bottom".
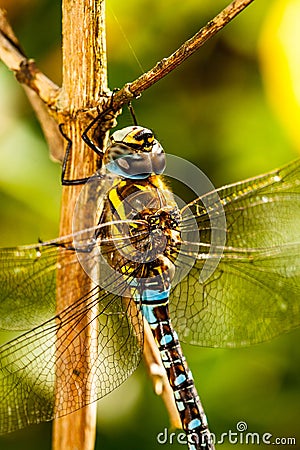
{"left": 104, "top": 126, "right": 166, "bottom": 179}
{"left": 137, "top": 207, "right": 181, "bottom": 234}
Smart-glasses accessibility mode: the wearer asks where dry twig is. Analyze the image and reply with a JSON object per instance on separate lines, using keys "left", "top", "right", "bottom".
{"left": 0, "top": 0, "right": 254, "bottom": 160}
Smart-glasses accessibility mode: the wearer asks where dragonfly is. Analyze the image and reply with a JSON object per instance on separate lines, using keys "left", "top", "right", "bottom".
{"left": 0, "top": 120, "right": 300, "bottom": 450}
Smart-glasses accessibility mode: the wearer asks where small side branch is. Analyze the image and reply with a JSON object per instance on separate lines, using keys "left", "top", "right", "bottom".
{"left": 112, "top": 0, "right": 254, "bottom": 109}
{"left": 1, "top": 0, "right": 255, "bottom": 115}
{"left": 0, "top": 9, "right": 60, "bottom": 105}
{"left": 0, "top": 8, "right": 63, "bottom": 161}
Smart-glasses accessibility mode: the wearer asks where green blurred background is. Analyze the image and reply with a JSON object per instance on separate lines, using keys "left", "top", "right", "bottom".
{"left": 0, "top": 0, "right": 300, "bottom": 449}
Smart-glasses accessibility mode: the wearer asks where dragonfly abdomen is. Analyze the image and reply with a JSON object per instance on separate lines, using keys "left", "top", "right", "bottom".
{"left": 142, "top": 300, "right": 215, "bottom": 450}
{"left": 103, "top": 171, "right": 215, "bottom": 449}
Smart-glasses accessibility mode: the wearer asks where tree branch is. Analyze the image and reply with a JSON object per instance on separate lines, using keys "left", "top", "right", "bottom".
{"left": 1, "top": 0, "right": 255, "bottom": 119}
{"left": 0, "top": 9, "right": 60, "bottom": 105}
{"left": 0, "top": 8, "right": 63, "bottom": 161}
{"left": 0, "top": 0, "right": 255, "bottom": 166}
{"left": 52, "top": 1, "right": 108, "bottom": 449}
{"left": 112, "top": 0, "right": 255, "bottom": 108}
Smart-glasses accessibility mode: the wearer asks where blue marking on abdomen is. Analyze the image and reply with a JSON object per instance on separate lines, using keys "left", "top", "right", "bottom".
{"left": 139, "top": 286, "right": 170, "bottom": 324}
{"left": 160, "top": 333, "right": 173, "bottom": 345}
{"left": 141, "top": 289, "right": 169, "bottom": 301}
{"left": 142, "top": 305, "right": 157, "bottom": 324}
{"left": 188, "top": 418, "right": 202, "bottom": 430}
{"left": 175, "top": 374, "right": 187, "bottom": 386}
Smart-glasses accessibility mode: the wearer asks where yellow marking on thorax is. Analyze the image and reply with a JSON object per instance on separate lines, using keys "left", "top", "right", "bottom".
{"left": 108, "top": 175, "right": 174, "bottom": 222}
{"left": 108, "top": 187, "right": 124, "bottom": 216}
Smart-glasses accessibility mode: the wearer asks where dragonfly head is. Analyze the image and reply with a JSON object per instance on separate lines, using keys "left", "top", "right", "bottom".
{"left": 104, "top": 126, "right": 166, "bottom": 179}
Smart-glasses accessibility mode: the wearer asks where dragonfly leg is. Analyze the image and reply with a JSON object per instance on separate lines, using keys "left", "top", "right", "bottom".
{"left": 60, "top": 91, "right": 138, "bottom": 185}
{"left": 59, "top": 96, "right": 116, "bottom": 185}
{"left": 59, "top": 123, "right": 98, "bottom": 185}
{"left": 81, "top": 89, "right": 121, "bottom": 155}
{"left": 81, "top": 109, "right": 107, "bottom": 156}
{"left": 45, "top": 239, "right": 96, "bottom": 254}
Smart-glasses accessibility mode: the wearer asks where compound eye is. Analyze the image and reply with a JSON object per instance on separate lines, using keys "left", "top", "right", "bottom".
{"left": 105, "top": 149, "right": 166, "bottom": 179}
{"left": 106, "top": 126, "right": 166, "bottom": 179}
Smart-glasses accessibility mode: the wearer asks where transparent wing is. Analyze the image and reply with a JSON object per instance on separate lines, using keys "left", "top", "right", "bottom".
{"left": 170, "top": 158, "right": 300, "bottom": 347}
{"left": 0, "top": 244, "right": 59, "bottom": 329}
{"left": 0, "top": 282, "right": 143, "bottom": 434}
{"left": 0, "top": 168, "right": 123, "bottom": 330}
{"left": 0, "top": 222, "right": 147, "bottom": 330}
{"left": 1, "top": 156, "right": 299, "bottom": 433}
{"left": 0, "top": 216, "right": 148, "bottom": 433}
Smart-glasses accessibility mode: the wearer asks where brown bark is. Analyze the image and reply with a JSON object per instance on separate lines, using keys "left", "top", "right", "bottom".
{"left": 52, "top": 1, "right": 107, "bottom": 449}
